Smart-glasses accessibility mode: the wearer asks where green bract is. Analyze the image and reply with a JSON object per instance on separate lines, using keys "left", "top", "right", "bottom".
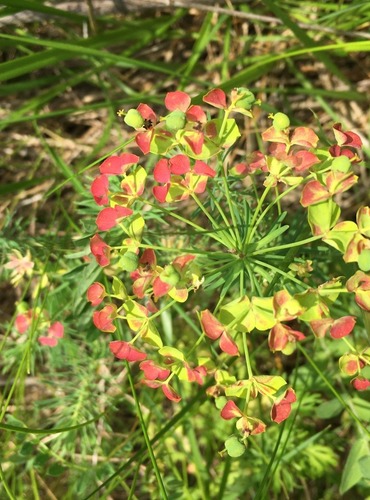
{"left": 165, "top": 110, "right": 186, "bottom": 131}
{"left": 331, "top": 155, "right": 351, "bottom": 173}
{"left": 118, "top": 251, "right": 139, "bottom": 272}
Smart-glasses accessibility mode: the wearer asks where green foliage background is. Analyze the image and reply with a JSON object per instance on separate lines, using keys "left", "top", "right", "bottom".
{"left": 0, "top": 1, "right": 369, "bottom": 498}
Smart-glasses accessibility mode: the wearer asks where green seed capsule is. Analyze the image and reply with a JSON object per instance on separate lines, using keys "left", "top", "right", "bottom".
{"left": 160, "top": 264, "right": 181, "bottom": 287}
{"left": 273, "top": 112, "right": 290, "bottom": 130}
{"left": 235, "top": 88, "right": 256, "bottom": 109}
{"left": 165, "top": 111, "right": 186, "bottom": 132}
{"left": 124, "top": 109, "right": 144, "bottom": 129}
{"left": 119, "top": 251, "right": 139, "bottom": 272}
{"left": 331, "top": 155, "right": 351, "bottom": 173}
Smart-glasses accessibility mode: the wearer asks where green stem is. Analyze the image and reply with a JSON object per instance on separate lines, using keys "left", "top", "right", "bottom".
{"left": 245, "top": 178, "right": 305, "bottom": 247}
{"left": 242, "top": 333, "right": 253, "bottom": 379}
{"left": 0, "top": 463, "right": 16, "bottom": 500}
{"left": 192, "top": 193, "right": 235, "bottom": 248}
{"left": 208, "top": 189, "right": 238, "bottom": 246}
{"left": 297, "top": 344, "right": 370, "bottom": 437}
{"left": 218, "top": 108, "right": 231, "bottom": 140}
{"left": 341, "top": 336, "right": 356, "bottom": 353}
{"left": 250, "top": 235, "right": 322, "bottom": 256}
{"left": 251, "top": 258, "right": 309, "bottom": 288}
{"left": 126, "top": 362, "right": 169, "bottom": 499}
{"left": 149, "top": 299, "right": 177, "bottom": 321}
{"left": 221, "top": 168, "right": 242, "bottom": 248}
{"left": 245, "top": 184, "right": 272, "bottom": 245}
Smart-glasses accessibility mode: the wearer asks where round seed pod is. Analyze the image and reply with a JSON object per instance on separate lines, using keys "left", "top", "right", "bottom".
{"left": 273, "top": 112, "right": 290, "bottom": 130}
{"left": 165, "top": 111, "right": 186, "bottom": 132}
{"left": 124, "top": 109, "right": 144, "bottom": 129}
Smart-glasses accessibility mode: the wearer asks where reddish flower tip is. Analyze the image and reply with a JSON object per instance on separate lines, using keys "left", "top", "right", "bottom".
{"left": 165, "top": 91, "right": 191, "bottom": 112}
{"left": 203, "top": 88, "right": 227, "bottom": 109}
{"left": 162, "top": 384, "right": 182, "bottom": 402}
{"left": 109, "top": 340, "right": 147, "bottom": 362}
{"left": 91, "top": 175, "right": 109, "bottom": 206}
{"left": 87, "top": 282, "right": 106, "bottom": 306}
{"left": 90, "top": 234, "right": 111, "bottom": 267}
{"left": 93, "top": 304, "right": 117, "bottom": 333}
{"left": 220, "top": 400, "right": 243, "bottom": 420}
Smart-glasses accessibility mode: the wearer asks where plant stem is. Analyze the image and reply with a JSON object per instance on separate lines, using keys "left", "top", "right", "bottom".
{"left": 126, "top": 362, "right": 169, "bottom": 499}
{"left": 192, "top": 193, "right": 235, "bottom": 249}
{"left": 250, "top": 235, "right": 322, "bottom": 256}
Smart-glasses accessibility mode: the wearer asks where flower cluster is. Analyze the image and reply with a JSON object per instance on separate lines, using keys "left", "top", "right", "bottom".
{"left": 87, "top": 88, "right": 369, "bottom": 453}
{"left": 15, "top": 309, "right": 64, "bottom": 347}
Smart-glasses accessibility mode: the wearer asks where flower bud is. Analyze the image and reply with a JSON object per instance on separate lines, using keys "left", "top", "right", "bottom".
{"left": 331, "top": 155, "right": 351, "bottom": 173}
{"left": 273, "top": 112, "right": 290, "bottom": 130}
{"left": 232, "top": 87, "right": 257, "bottom": 110}
{"left": 124, "top": 109, "right": 144, "bottom": 129}
{"left": 165, "top": 110, "right": 186, "bottom": 132}
{"left": 119, "top": 251, "right": 139, "bottom": 272}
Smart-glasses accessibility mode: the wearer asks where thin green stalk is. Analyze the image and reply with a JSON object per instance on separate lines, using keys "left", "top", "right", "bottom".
{"left": 0, "top": 463, "right": 16, "bottom": 500}
{"left": 83, "top": 383, "right": 212, "bottom": 499}
{"left": 126, "top": 362, "right": 169, "bottom": 499}
{"left": 245, "top": 185, "right": 272, "bottom": 245}
{"left": 30, "top": 467, "right": 40, "bottom": 500}
{"left": 192, "top": 193, "right": 235, "bottom": 249}
{"left": 208, "top": 189, "right": 238, "bottom": 245}
{"left": 250, "top": 235, "right": 322, "bottom": 256}
{"left": 250, "top": 258, "right": 310, "bottom": 288}
{"left": 245, "top": 175, "right": 305, "bottom": 248}
{"left": 185, "top": 424, "right": 209, "bottom": 500}
{"left": 221, "top": 168, "right": 243, "bottom": 248}
{"left": 242, "top": 333, "right": 253, "bottom": 380}
{"left": 297, "top": 344, "right": 370, "bottom": 437}
{"left": 142, "top": 197, "right": 228, "bottom": 246}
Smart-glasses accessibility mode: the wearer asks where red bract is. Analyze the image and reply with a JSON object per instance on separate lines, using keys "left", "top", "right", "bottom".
{"left": 15, "top": 311, "right": 33, "bottom": 334}
{"left": 162, "top": 384, "right": 181, "bottom": 402}
{"left": 139, "top": 360, "right": 170, "bottom": 380}
{"left": 96, "top": 206, "right": 133, "bottom": 231}
{"left": 38, "top": 321, "right": 64, "bottom": 347}
{"left": 271, "top": 388, "right": 296, "bottom": 423}
{"left": 185, "top": 364, "right": 207, "bottom": 385}
{"left": 300, "top": 171, "right": 358, "bottom": 208}
{"left": 310, "top": 316, "right": 356, "bottom": 339}
{"left": 133, "top": 103, "right": 158, "bottom": 154}
{"left": 351, "top": 377, "right": 370, "bottom": 391}
{"left": 165, "top": 91, "right": 191, "bottom": 112}
{"left": 268, "top": 323, "right": 305, "bottom": 353}
{"left": 262, "top": 126, "right": 319, "bottom": 150}
{"left": 109, "top": 340, "right": 147, "bottom": 362}
{"left": 332, "top": 123, "right": 362, "bottom": 148}
{"left": 93, "top": 304, "right": 117, "bottom": 333}
{"left": 91, "top": 175, "right": 109, "bottom": 206}
{"left": 99, "top": 153, "right": 139, "bottom": 175}
{"left": 346, "top": 271, "right": 370, "bottom": 311}
{"left": 90, "top": 234, "right": 111, "bottom": 267}
{"left": 220, "top": 400, "right": 243, "bottom": 420}
{"left": 87, "top": 282, "right": 106, "bottom": 307}
{"left": 131, "top": 250, "right": 159, "bottom": 299}
{"left": 200, "top": 310, "right": 239, "bottom": 356}
{"left": 268, "top": 143, "right": 320, "bottom": 173}
{"left": 203, "top": 88, "right": 227, "bottom": 109}
{"left": 339, "top": 353, "right": 364, "bottom": 376}
{"left": 329, "top": 124, "right": 362, "bottom": 161}
{"left": 186, "top": 105, "right": 207, "bottom": 124}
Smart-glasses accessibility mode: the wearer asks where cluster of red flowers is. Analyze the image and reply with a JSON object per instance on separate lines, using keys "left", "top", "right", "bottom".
{"left": 86, "top": 88, "right": 369, "bottom": 443}
{"left": 15, "top": 310, "right": 64, "bottom": 347}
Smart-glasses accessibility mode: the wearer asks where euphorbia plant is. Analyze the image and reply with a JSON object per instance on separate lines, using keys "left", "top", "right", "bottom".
{"left": 87, "top": 88, "right": 369, "bottom": 455}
